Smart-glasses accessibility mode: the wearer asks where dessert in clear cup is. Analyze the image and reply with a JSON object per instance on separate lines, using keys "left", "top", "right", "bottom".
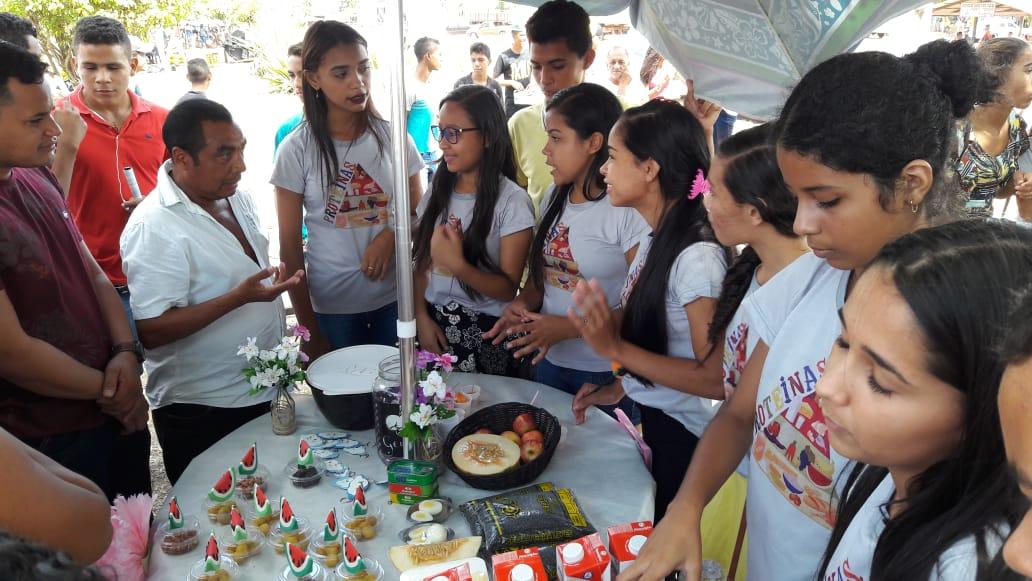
{"left": 335, "top": 536, "right": 384, "bottom": 581}
{"left": 278, "top": 542, "right": 334, "bottom": 581}
{"left": 342, "top": 488, "right": 381, "bottom": 541}
{"left": 234, "top": 442, "right": 269, "bottom": 500}
{"left": 204, "top": 468, "right": 240, "bottom": 525}
{"left": 220, "top": 505, "right": 265, "bottom": 564}
{"left": 155, "top": 496, "right": 200, "bottom": 555}
{"left": 270, "top": 497, "right": 312, "bottom": 554}
{"left": 188, "top": 533, "right": 239, "bottom": 581}
{"left": 285, "top": 438, "right": 323, "bottom": 488}
{"left": 248, "top": 486, "right": 281, "bottom": 536}
{"left": 311, "top": 508, "right": 345, "bottom": 568}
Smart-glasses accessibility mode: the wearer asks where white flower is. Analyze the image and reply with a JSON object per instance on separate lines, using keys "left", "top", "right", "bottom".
{"left": 259, "top": 350, "right": 277, "bottom": 362}
{"left": 419, "top": 371, "right": 446, "bottom": 400}
{"left": 248, "top": 374, "right": 261, "bottom": 389}
{"left": 237, "top": 337, "right": 259, "bottom": 360}
{"left": 385, "top": 414, "right": 403, "bottom": 431}
{"left": 409, "top": 404, "right": 435, "bottom": 429}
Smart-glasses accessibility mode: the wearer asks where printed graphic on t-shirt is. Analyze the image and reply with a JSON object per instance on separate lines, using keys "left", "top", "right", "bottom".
{"left": 543, "top": 223, "right": 582, "bottom": 292}
{"left": 823, "top": 558, "right": 863, "bottom": 581}
{"left": 323, "top": 162, "right": 389, "bottom": 229}
{"left": 621, "top": 257, "right": 646, "bottom": 305}
{"left": 432, "top": 214, "right": 463, "bottom": 278}
{"left": 723, "top": 321, "right": 749, "bottom": 397}
{"left": 752, "top": 357, "right": 836, "bottom": 528}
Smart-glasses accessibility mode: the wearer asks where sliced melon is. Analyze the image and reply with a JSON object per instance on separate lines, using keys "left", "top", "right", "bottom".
{"left": 168, "top": 496, "right": 184, "bottom": 530}
{"left": 204, "top": 533, "right": 220, "bottom": 572}
{"left": 388, "top": 536, "right": 482, "bottom": 571}
{"left": 451, "top": 434, "right": 520, "bottom": 476}
{"left": 280, "top": 497, "right": 299, "bottom": 532}
{"left": 287, "top": 542, "right": 314, "bottom": 577}
{"left": 343, "top": 536, "right": 366, "bottom": 574}
{"left": 239, "top": 442, "right": 258, "bottom": 476}
{"left": 323, "top": 508, "right": 339, "bottom": 542}
{"left": 208, "top": 469, "right": 236, "bottom": 503}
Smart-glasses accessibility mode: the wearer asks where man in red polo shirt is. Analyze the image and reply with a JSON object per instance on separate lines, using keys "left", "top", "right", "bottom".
{"left": 55, "top": 15, "right": 167, "bottom": 498}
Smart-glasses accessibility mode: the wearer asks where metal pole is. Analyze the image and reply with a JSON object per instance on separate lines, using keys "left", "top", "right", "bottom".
{"left": 385, "top": 0, "right": 417, "bottom": 460}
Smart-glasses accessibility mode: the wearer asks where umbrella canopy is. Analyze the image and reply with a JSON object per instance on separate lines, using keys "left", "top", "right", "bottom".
{"left": 510, "top": 0, "right": 931, "bottom": 119}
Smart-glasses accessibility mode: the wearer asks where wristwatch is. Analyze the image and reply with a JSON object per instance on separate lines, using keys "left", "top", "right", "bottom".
{"left": 111, "top": 341, "right": 144, "bottom": 363}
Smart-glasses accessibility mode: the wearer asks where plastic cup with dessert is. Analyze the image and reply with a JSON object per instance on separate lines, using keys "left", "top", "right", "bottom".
{"left": 242, "top": 498, "right": 281, "bottom": 537}
{"left": 335, "top": 557, "right": 385, "bottom": 581}
{"left": 283, "top": 460, "right": 324, "bottom": 489}
{"left": 341, "top": 507, "right": 383, "bottom": 542}
{"left": 202, "top": 497, "right": 241, "bottom": 526}
{"left": 233, "top": 464, "right": 271, "bottom": 501}
{"left": 188, "top": 555, "right": 239, "bottom": 581}
{"left": 276, "top": 560, "right": 335, "bottom": 581}
{"left": 153, "top": 515, "right": 201, "bottom": 556}
{"left": 219, "top": 526, "right": 266, "bottom": 564}
{"left": 269, "top": 516, "right": 313, "bottom": 555}
{"left": 311, "top": 530, "right": 353, "bottom": 569}
{"left": 454, "top": 384, "right": 481, "bottom": 402}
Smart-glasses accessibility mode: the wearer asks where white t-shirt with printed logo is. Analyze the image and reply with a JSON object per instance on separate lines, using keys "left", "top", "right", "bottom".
{"left": 539, "top": 188, "right": 649, "bottom": 372}
{"left": 822, "top": 473, "right": 1008, "bottom": 581}
{"left": 619, "top": 234, "right": 727, "bottom": 438}
{"left": 416, "top": 177, "right": 535, "bottom": 317}
{"left": 742, "top": 258, "right": 851, "bottom": 581}
{"left": 720, "top": 251, "right": 823, "bottom": 478}
{"left": 270, "top": 121, "right": 423, "bottom": 314}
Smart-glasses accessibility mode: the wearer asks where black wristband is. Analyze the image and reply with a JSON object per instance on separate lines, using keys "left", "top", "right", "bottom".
{"left": 111, "top": 341, "right": 144, "bottom": 363}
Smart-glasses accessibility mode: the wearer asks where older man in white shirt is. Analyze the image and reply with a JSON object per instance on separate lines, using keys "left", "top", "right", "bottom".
{"left": 120, "top": 99, "right": 302, "bottom": 484}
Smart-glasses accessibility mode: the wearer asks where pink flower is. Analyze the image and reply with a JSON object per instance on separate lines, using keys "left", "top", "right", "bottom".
{"left": 93, "top": 494, "right": 152, "bottom": 581}
{"left": 290, "top": 324, "right": 311, "bottom": 342}
{"left": 299, "top": 350, "right": 310, "bottom": 363}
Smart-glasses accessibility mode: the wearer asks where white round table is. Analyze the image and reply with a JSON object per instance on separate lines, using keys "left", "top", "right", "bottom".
{"left": 147, "top": 373, "right": 655, "bottom": 580}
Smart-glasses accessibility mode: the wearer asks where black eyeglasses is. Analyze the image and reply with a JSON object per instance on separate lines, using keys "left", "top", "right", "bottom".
{"left": 432, "top": 125, "right": 481, "bottom": 144}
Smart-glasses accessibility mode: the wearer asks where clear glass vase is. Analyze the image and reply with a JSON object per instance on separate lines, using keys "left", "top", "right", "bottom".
{"left": 270, "top": 384, "right": 296, "bottom": 435}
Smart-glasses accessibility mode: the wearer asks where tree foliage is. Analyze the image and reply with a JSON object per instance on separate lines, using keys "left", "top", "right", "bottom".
{"left": 0, "top": 0, "right": 256, "bottom": 82}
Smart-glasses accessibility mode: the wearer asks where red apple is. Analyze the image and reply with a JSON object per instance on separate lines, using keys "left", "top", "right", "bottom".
{"left": 520, "top": 440, "right": 543, "bottom": 464}
{"left": 512, "top": 413, "right": 538, "bottom": 436}
{"left": 521, "top": 430, "right": 544, "bottom": 444}
{"left": 475, "top": 428, "right": 492, "bottom": 435}
{"left": 501, "top": 431, "right": 522, "bottom": 445}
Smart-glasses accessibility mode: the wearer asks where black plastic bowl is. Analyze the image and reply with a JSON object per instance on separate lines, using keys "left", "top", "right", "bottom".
{"left": 310, "top": 388, "right": 374, "bottom": 431}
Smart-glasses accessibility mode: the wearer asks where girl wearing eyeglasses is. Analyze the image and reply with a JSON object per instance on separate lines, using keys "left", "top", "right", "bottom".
{"left": 412, "top": 84, "right": 535, "bottom": 375}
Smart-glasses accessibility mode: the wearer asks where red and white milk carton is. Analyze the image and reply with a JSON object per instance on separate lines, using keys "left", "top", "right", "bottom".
{"left": 557, "top": 533, "right": 611, "bottom": 581}
{"left": 607, "top": 521, "right": 653, "bottom": 575}
{"left": 423, "top": 563, "right": 473, "bottom": 581}
{"left": 492, "top": 548, "right": 548, "bottom": 581}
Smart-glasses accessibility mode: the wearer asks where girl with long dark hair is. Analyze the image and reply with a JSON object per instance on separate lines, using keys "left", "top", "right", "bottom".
{"left": 618, "top": 39, "right": 986, "bottom": 581}
{"left": 694, "top": 124, "right": 811, "bottom": 578}
{"left": 483, "top": 83, "right": 646, "bottom": 415}
{"left": 412, "top": 85, "right": 534, "bottom": 374}
{"left": 271, "top": 20, "right": 424, "bottom": 359}
{"left": 815, "top": 220, "right": 1028, "bottom": 580}
{"left": 569, "top": 99, "right": 728, "bottom": 522}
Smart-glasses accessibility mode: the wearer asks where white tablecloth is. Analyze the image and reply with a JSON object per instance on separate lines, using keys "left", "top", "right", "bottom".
{"left": 147, "top": 373, "right": 654, "bottom": 580}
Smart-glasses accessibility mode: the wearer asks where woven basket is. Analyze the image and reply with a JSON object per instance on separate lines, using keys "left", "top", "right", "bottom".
{"left": 443, "top": 402, "right": 561, "bottom": 490}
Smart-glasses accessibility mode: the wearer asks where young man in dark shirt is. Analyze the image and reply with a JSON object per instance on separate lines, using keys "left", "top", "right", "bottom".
{"left": 493, "top": 26, "right": 531, "bottom": 118}
{"left": 454, "top": 42, "right": 504, "bottom": 103}
{"left": 0, "top": 42, "right": 147, "bottom": 500}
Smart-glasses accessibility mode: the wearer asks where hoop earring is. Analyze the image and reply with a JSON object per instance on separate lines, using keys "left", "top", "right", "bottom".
{"left": 909, "top": 199, "right": 920, "bottom": 214}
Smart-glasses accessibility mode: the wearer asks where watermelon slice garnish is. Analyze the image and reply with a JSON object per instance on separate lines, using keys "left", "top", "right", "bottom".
{"left": 204, "top": 532, "right": 221, "bottom": 572}
{"left": 254, "top": 486, "right": 272, "bottom": 518}
{"left": 279, "top": 497, "right": 298, "bottom": 532}
{"left": 287, "top": 542, "right": 314, "bottom": 577}
{"left": 343, "top": 536, "right": 366, "bottom": 574}
{"left": 230, "top": 506, "right": 248, "bottom": 541}
{"left": 298, "top": 439, "right": 313, "bottom": 467}
{"left": 208, "top": 468, "right": 236, "bottom": 503}
{"left": 322, "top": 508, "right": 339, "bottom": 542}
{"left": 168, "top": 496, "right": 184, "bottom": 530}
{"left": 353, "top": 486, "right": 368, "bottom": 517}
{"left": 238, "top": 442, "right": 258, "bottom": 476}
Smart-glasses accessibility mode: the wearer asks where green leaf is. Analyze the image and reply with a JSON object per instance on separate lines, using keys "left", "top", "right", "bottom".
{"left": 398, "top": 423, "right": 423, "bottom": 441}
